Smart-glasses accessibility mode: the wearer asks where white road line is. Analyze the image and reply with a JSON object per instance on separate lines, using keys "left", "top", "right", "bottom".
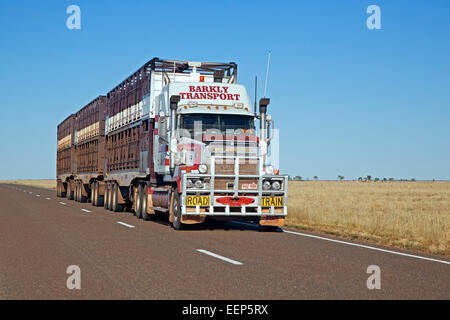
{"left": 46, "top": 198, "right": 51, "bottom": 200}
{"left": 196, "top": 249, "right": 243, "bottom": 265}
{"left": 81, "top": 209, "right": 91, "bottom": 213}
{"left": 117, "top": 221, "right": 135, "bottom": 228}
{"left": 230, "top": 221, "right": 450, "bottom": 266}
{"left": 59, "top": 202, "right": 66, "bottom": 205}
{"left": 29, "top": 192, "right": 32, "bottom": 194}
{"left": 36, "top": 195, "right": 40, "bottom": 197}
{"left": 282, "top": 230, "right": 450, "bottom": 265}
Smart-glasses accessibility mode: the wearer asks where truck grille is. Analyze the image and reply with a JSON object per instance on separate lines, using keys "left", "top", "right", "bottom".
{"left": 212, "top": 158, "right": 259, "bottom": 175}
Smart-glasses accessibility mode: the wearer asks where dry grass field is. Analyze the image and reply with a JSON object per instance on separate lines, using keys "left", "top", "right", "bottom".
{"left": 286, "top": 181, "right": 450, "bottom": 256}
{"left": 0, "top": 179, "right": 56, "bottom": 190}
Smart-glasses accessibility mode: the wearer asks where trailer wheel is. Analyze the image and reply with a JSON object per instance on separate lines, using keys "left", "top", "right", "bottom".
{"left": 135, "top": 184, "right": 143, "bottom": 219}
{"left": 67, "top": 181, "right": 74, "bottom": 200}
{"left": 56, "top": 181, "right": 61, "bottom": 197}
{"left": 109, "top": 185, "right": 114, "bottom": 210}
{"left": 75, "top": 182, "right": 80, "bottom": 202}
{"left": 92, "top": 181, "right": 97, "bottom": 206}
{"left": 96, "top": 182, "right": 104, "bottom": 207}
{"left": 171, "top": 188, "right": 183, "bottom": 230}
{"left": 61, "top": 182, "right": 67, "bottom": 198}
{"left": 141, "top": 185, "right": 153, "bottom": 221}
{"left": 112, "top": 184, "right": 123, "bottom": 212}
{"left": 91, "top": 182, "right": 96, "bottom": 204}
{"left": 104, "top": 184, "right": 110, "bottom": 210}
{"left": 80, "top": 183, "right": 87, "bottom": 203}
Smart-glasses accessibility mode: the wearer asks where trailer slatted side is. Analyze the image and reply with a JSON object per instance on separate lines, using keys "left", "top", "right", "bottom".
{"left": 57, "top": 114, "right": 75, "bottom": 176}
{"left": 74, "top": 96, "right": 107, "bottom": 175}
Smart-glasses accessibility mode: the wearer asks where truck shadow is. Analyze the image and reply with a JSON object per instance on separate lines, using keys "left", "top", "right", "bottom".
{"left": 148, "top": 215, "right": 281, "bottom": 232}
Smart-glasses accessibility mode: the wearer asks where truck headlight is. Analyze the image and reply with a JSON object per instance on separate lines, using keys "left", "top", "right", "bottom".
{"left": 198, "top": 164, "right": 208, "bottom": 174}
{"left": 264, "top": 165, "right": 274, "bottom": 175}
{"left": 194, "top": 179, "right": 204, "bottom": 189}
{"left": 262, "top": 180, "right": 271, "bottom": 190}
{"left": 272, "top": 181, "right": 281, "bottom": 190}
{"left": 186, "top": 179, "right": 194, "bottom": 188}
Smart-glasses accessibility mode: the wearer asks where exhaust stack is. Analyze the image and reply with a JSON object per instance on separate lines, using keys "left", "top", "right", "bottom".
{"left": 259, "top": 98, "right": 270, "bottom": 144}
{"left": 169, "top": 95, "right": 180, "bottom": 170}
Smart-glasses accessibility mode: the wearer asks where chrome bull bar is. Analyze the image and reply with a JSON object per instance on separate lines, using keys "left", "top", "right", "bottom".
{"left": 181, "top": 156, "right": 288, "bottom": 216}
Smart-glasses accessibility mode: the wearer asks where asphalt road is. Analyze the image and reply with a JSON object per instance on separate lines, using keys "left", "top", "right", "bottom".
{"left": 0, "top": 184, "right": 449, "bottom": 300}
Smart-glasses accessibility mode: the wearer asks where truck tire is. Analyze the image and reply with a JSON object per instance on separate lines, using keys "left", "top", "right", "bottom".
{"left": 80, "top": 183, "right": 87, "bottom": 203}
{"left": 91, "top": 181, "right": 97, "bottom": 206}
{"left": 135, "top": 184, "right": 143, "bottom": 219}
{"left": 141, "top": 185, "right": 152, "bottom": 221}
{"left": 57, "top": 181, "right": 61, "bottom": 197}
{"left": 108, "top": 185, "right": 114, "bottom": 210}
{"left": 112, "top": 184, "right": 123, "bottom": 212}
{"left": 75, "top": 182, "right": 80, "bottom": 202}
{"left": 67, "top": 182, "right": 74, "bottom": 200}
{"left": 104, "top": 184, "right": 110, "bottom": 210}
{"left": 61, "top": 182, "right": 67, "bottom": 198}
{"left": 97, "top": 183, "right": 104, "bottom": 207}
{"left": 171, "top": 188, "right": 183, "bottom": 230}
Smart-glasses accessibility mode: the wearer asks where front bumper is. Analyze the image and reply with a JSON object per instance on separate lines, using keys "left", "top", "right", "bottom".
{"left": 180, "top": 156, "right": 288, "bottom": 216}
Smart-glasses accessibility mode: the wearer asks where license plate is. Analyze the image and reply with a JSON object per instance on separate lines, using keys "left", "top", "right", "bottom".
{"left": 186, "top": 195, "right": 210, "bottom": 206}
{"left": 261, "top": 197, "right": 284, "bottom": 207}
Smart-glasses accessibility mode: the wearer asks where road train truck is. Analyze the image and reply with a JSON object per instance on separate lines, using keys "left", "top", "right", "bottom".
{"left": 56, "top": 58, "right": 287, "bottom": 230}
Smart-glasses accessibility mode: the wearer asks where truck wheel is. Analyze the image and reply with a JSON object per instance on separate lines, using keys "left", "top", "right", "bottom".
{"left": 108, "top": 185, "right": 113, "bottom": 210}
{"left": 67, "top": 182, "right": 74, "bottom": 200}
{"left": 104, "top": 184, "right": 110, "bottom": 210}
{"left": 90, "top": 182, "right": 95, "bottom": 204}
{"left": 61, "top": 182, "right": 67, "bottom": 198}
{"left": 97, "top": 183, "right": 104, "bottom": 207}
{"left": 112, "top": 184, "right": 123, "bottom": 212}
{"left": 141, "top": 185, "right": 152, "bottom": 221}
{"left": 80, "top": 183, "right": 87, "bottom": 203}
{"left": 75, "top": 182, "right": 80, "bottom": 202}
{"left": 171, "top": 188, "right": 182, "bottom": 230}
{"left": 91, "top": 181, "right": 97, "bottom": 206}
{"left": 57, "top": 181, "right": 61, "bottom": 197}
{"left": 135, "top": 185, "right": 143, "bottom": 219}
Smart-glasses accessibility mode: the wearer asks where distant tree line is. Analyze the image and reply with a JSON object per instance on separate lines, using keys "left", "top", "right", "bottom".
{"left": 288, "top": 175, "right": 419, "bottom": 182}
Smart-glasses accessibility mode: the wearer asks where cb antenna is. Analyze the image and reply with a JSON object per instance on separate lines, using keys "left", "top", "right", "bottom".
{"left": 264, "top": 50, "right": 271, "bottom": 97}
{"left": 254, "top": 76, "right": 257, "bottom": 116}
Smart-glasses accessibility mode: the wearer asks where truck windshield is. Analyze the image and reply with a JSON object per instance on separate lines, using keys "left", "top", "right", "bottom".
{"left": 181, "top": 114, "right": 255, "bottom": 134}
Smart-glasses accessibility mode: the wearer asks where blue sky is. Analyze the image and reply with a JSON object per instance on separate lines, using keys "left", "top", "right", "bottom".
{"left": 0, "top": 0, "right": 449, "bottom": 180}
